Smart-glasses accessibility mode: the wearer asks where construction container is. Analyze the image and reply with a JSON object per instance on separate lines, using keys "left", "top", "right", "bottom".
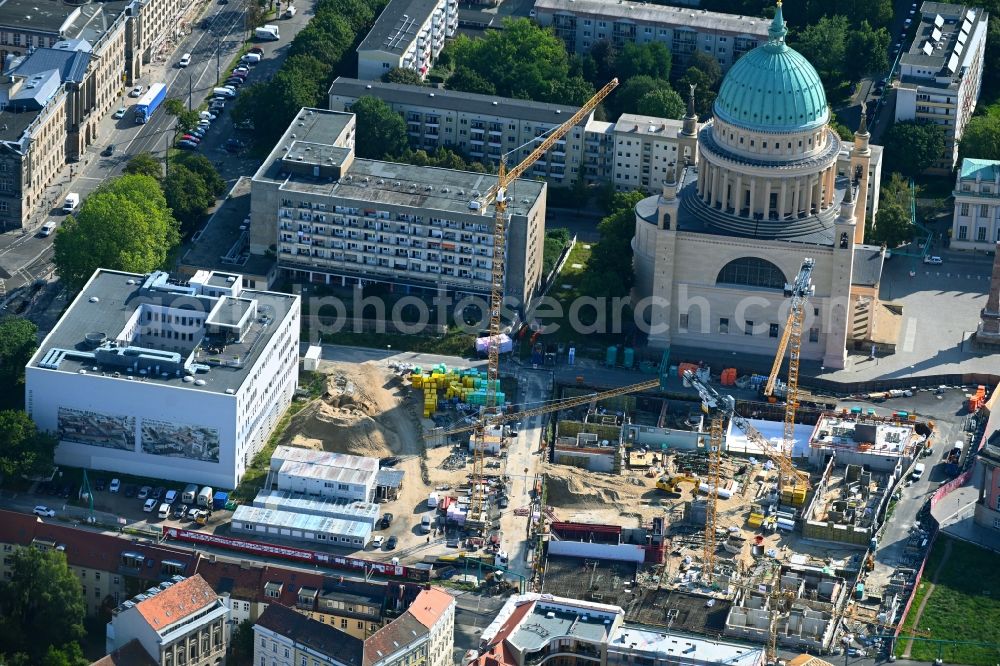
{"left": 677, "top": 362, "right": 699, "bottom": 380}
{"left": 622, "top": 347, "right": 635, "bottom": 369}
{"left": 605, "top": 345, "right": 618, "bottom": 367}
{"left": 720, "top": 368, "right": 738, "bottom": 386}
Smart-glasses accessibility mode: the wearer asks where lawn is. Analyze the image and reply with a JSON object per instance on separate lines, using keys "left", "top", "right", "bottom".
{"left": 896, "top": 535, "right": 1000, "bottom": 665}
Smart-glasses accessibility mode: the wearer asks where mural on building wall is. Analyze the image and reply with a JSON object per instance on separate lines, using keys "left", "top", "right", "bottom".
{"left": 141, "top": 419, "right": 220, "bottom": 462}
{"left": 58, "top": 407, "right": 136, "bottom": 450}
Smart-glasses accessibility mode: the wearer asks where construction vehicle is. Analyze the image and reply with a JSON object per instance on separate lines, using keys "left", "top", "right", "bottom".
{"left": 763, "top": 258, "right": 815, "bottom": 505}
{"left": 656, "top": 474, "right": 700, "bottom": 495}
{"left": 463, "top": 78, "right": 620, "bottom": 529}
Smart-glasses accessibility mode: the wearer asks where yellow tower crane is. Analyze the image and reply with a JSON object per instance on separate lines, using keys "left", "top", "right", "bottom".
{"left": 466, "top": 78, "right": 619, "bottom": 528}
{"left": 763, "top": 257, "right": 815, "bottom": 505}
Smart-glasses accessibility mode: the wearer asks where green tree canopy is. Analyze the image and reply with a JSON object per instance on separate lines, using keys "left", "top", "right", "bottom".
{"left": 791, "top": 15, "right": 848, "bottom": 82}
{"left": 960, "top": 114, "right": 1000, "bottom": 161}
{"left": 0, "top": 410, "right": 56, "bottom": 478}
{"left": 164, "top": 98, "right": 185, "bottom": 115}
{"left": 445, "top": 65, "right": 496, "bottom": 95}
{"left": 615, "top": 41, "right": 672, "bottom": 81}
{"left": 612, "top": 75, "right": 665, "bottom": 117}
{"left": 445, "top": 19, "right": 595, "bottom": 105}
{"left": 353, "top": 96, "right": 408, "bottom": 159}
{"left": 637, "top": 87, "right": 685, "bottom": 119}
{"left": 0, "top": 317, "right": 37, "bottom": 403}
{"left": 165, "top": 165, "right": 213, "bottom": 234}
{"left": 0, "top": 546, "right": 86, "bottom": 665}
{"left": 580, "top": 191, "right": 645, "bottom": 298}
{"left": 845, "top": 21, "right": 890, "bottom": 80}
{"left": 228, "top": 619, "right": 255, "bottom": 666}
{"left": 383, "top": 67, "right": 424, "bottom": 86}
{"left": 883, "top": 120, "right": 946, "bottom": 178}
{"left": 174, "top": 153, "right": 226, "bottom": 197}
{"left": 124, "top": 152, "right": 163, "bottom": 180}
{"left": 53, "top": 174, "right": 179, "bottom": 291}
{"left": 870, "top": 202, "right": 912, "bottom": 248}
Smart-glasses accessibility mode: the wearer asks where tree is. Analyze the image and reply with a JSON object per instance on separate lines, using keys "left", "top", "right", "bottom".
{"left": 612, "top": 75, "right": 663, "bottom": 117}
{"left": 164, "top": 98, "right": 185, "bottom": 116}
{"left": 686, "top": 51, "right": 722, "bottom": 89}
{"left": 616, "top": 41, "right": 671, "bottom": 81}
{"left": 870, "top": 202, "right": 912, "bottom": 248}
{"left": 883, "top": 120, "right": 945, "bottom": 178}
{"left": 792, "top": 15, "right": 848, "bottom": 83}
{"left": 0, "top": 317, "right": 37, "bottom": 403}
{"left": 637, "top": 88, "right": 685, "bottom": 119}
{"left": 288, "top": 15, "right": 353, "bottom": 65}
{"left": 0, "top": 546, "right": 85, "bottom": 665}
{"left": 580, "top": 191, "right": 645, "bottom": 298}
{"left": 0, "top": 410, "right": 56, "bottom": 480}
{"left": 587, "top": 40, "right": 616, "bottom": 87}
{"left": 228, "top": 619, "right": 255, "bottom": 666}
{"left": 446, "top": 65, "right": 496, "bottom": 95}
{"left": 174, "top": 153, "right": 226, "bottom": 197}
{"left": 352, "top": 96, "right": 408, "bottom": 159}
{"left": 176, "top": 109, "right": 201, "bottom": 134}
{"left": 830, "top": 119, "right": 854, "bottom": 141}
{"left": 960, "top": 114, "right": 1000, "bottom": 161}
{"left": 165, "top": 165, "right": 213, "bottom": 234}
{"left": 845, "top": 21, "right": 890, "bottom": 80}
{"left": 53, "top": 175, "right": 179, "bottom": 291}
{"left": 124, "top": 152, "right": 163, "bottom": 180}
{"left": 383, "top": 67, "right": 424, "bottom": 86}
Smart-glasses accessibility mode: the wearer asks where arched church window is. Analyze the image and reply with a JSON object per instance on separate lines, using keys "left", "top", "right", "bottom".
{"left": 716, "top": 257, "right": 786, "bottom": 290}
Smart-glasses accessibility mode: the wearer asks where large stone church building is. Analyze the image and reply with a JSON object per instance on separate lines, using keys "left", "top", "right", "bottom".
{"left": 632, "top": 2, "right": 888, "bottom": 369}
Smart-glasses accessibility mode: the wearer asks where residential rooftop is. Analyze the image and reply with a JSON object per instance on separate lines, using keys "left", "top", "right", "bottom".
{"left": 254, "top": 108, "right": 544, "bottom": 219}
{"left": 0, "top": 0, "right": 133, "bottom": 46}
{"left": 609, "top": 623, "right": 763, "bottom": 666}
{"left": 27, "top": 269, "right": 297, "bottom": 396}
{"left": 532, "top": 0, "right": 771, "bottom": 36}
{"left": 257, "top": 602, "right": 364, "bottom": 666}
{"left": 809, "top": 412, "right": 920, "bottom": 457}
{"left": 363, "top": 611, "right": 428, "bottom": 666}
{"left": 90, "top": 639, "right": 158, "bottom": 666}
{"left": 508, "top": 601, "right": 617, "bottom": 651}
{"left": 328, "top": 77, "right": 589, "bottom": 126}
{"left": 113, "top": 574, "right": 219, "bottom": 631}
{"left": 959, "top": 157, "right": 1000, "bottom": 181}
{"left": 358, "top": 0, "right": 442, "bottom": 55}
{"left": 899, "top": 1, "right": 988, "bottom": 89}
{"left": 614, "top": 113, "right": 685, "bottom": 137}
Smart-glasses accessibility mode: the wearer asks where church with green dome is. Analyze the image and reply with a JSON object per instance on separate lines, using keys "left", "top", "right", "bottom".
{"left": 632, "top": 2, "right": 889, "bottom": 369}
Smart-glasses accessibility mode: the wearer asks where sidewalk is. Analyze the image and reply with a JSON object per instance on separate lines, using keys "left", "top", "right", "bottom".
{"left": 931, "top": 483, "right": 1000, "bottom": 553}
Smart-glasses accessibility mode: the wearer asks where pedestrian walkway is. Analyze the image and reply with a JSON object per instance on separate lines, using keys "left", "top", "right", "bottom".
{"left": 931, "top": 483, "right": 1000, "bottom": 553}
{"left": 900, "top": 538, "right": 952, "bottom": 658}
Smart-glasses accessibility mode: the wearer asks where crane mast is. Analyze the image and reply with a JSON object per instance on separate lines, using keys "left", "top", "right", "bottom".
{"left": 468, "top": 79, "right": 619, "bottom": 527}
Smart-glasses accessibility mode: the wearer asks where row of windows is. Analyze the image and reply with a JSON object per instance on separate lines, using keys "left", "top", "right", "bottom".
{"left": 678, "top": 314, "right": 821, "bottom": 342}
{"left": 955, "top": 225, "right": 1000, "bottom": 241}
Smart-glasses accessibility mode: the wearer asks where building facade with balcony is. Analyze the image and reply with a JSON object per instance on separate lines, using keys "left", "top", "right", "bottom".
{"left": 106, "top": 574, "right": 230, "bottom": 666}
{"left": 532, "top": 0, "right": 769, "bottom": 72}
{"left": 250, "top": 108, "right": 547, "bottom": 308}
{"left": 951, "top": 158, "right": 1000, "bottom": 250}
{"left": 894, "top": 1, "right": 988, "bottom": 173}
{"left": 466, "top": 592, "right": 763, "bottom": 666}
{"left": 357, "top": 0, "right": 457, "bottom": 81}
{"left": 25, "top": 269, "right": 300, "bottom": 489}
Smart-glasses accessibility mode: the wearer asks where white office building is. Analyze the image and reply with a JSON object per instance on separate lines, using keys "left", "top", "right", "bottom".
{"left": 357, "top": 0, "right": 457, "bottom": 80}
{"left": 532, "top": 0, "right": 769, "bottom": 71}
{"left": 894, "top": 1, "right": 988, "bottom": 173}
{"left": 25, "top": 269, "right": 300, "bottom": 489}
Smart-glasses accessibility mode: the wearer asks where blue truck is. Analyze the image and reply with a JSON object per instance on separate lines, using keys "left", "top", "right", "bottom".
{"left": 134, "top": 83, "right": 167, "bottom": 123}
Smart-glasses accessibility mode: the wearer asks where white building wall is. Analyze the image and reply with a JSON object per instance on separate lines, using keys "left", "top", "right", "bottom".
{"left": 427, "top": 601, "right": 456, "bottom": 666}
{"left": 108, "top": 607, "right": 162, "bottom": 659}
{"left": 253, "top": 625, "right": 296, "bottom": 666}
{"left": 357, "top": 49, "right": 402, "bottom": 80}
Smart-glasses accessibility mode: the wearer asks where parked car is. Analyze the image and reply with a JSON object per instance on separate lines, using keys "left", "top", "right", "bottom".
{"left": 380, "top": 513, "right": 393, "bottom": 528}
{"left": 143, "top": 498, "right": 157, "bottom": 513}
{"left": 386, "top": 536, "right": 398, "bottom": 549}
{"left": 178, "top": 53, "right": 192, "bottom": 67}
{"left": 182, "top": 134, "right": 202, "bottom": 143}
{"left": 187, "top": 507, "right": 202, "bottom": 521}
{"left": 138, "top": 485, "right": 151, "bottom": 500}
{"left": 130, "top": 85, "right": 144, "bottom": 97}
{"left": 248, "top": 47, "right": 263, "bottom": 55}
{"left": 224, "top": 78, "right": 243, "bottom": 88}
{"left": 33, "top": 505, "right": 56, "bottom": 517}
{"left": 101, "top": 144, "right": 115, "bottom": 157}
{"left": 198, "top": 111, "right": 217, "bottom": 121}
{"left": 371, "top": 535, "right": 385, "bottom": 549}
{"left": 233, "top": 66, "right": 250, "bottom": 75}
{"left": 151, "top": 486, "right": 165, "bottom": 500}
{"left": 109, "top": 478, "right": 121, "bottom": 493}
{"left": 924, "top": 255, "right": 943, "bottom": 265}
{"left": 39, "top": 221, "right": 57, "bottom": 237}
{"left": 112, "top": 107, "right": 127, "bottom": 119}
{"left": 173, "top": 504, "right": 188, "bottom": 519}
{"left": 178, "top": 140, "right": 199, "bottom": 150}
{"left": 225, "top": 138, "right": 245, "bottom": 152}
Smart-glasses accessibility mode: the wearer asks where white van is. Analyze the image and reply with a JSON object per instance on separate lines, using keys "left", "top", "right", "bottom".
{"left": 62, "top": 192, "right": 80, "bottom": 213}
{"left": 427, "top": 492, "right": 439, "bottom": 508}
{"left": 284, "top": 5, "right": 296, "bottom": 17}
{"left": 911, "top": 463, "right": 926, "bottom": 481}
{"left": 241, "top": 53, "right": 262, "bottom": 65}
{"left": 182, "top": 484, "right": 199, "bottom": 504}
{"left": 197, "top": 486, "right": 213, "bottom": 508}
{"left": 212, "top": 87, "right": 236, "bottom": 98}
{"left": 421, "top": 515, "right": 432, "bottom": 533}
{"left": 157, "top": 503, "right": 171, "bottom": 519}
{"left": 179, "top": 53, "right": 192, "bottom": 67}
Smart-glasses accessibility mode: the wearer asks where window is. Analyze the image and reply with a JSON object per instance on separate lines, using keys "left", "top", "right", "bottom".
{"left": 979, "top": 227, "right": 988, "bottom": 241}
{"left": 960, "top": 202, "right": 970, "bottom": 216}
{"left": 744, "top": 320, "right": 754, "bottom": 335}
{"left": 718, "top": 318, "right": 729, "bottom": 334}
{"left": 678, "top": 313, "right": 689, "bottom": 331}
{"left": 769, "top": 323, "right": 779, "bottom": 338}
{"left": 809, "top": 327, "right": 819, "bottom": 343}
{"left": 993, "top": 517, "right": 1000, "bottom": 530}
{"left": 716, "top": 257, "right": 786, "bottom": 290}
{"left": 982, "top": 204, "right": 991, "bottom": 217}
{"left": 341, "top": 619, "right": 348, "bottom": 629}
{"left": 959, "top": 225, "right": 968, "bottom": 240}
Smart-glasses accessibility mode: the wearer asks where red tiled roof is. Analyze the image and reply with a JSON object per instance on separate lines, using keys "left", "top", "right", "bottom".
{"left": 407, "top": 587, "right": 454, "bottom": 630}
{"left": 363, "top": 611, "right": 428, "bottom": 666}
{"left": 89, "top": 638, "right": 158, "bottom": 666}
{"left": 134, "top": 574, "right": 219, "bottom": 632}
{"left": 0, "top": 509, "right": 197, "bottom": 582}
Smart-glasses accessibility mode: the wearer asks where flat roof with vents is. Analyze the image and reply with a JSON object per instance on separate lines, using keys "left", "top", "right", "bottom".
{"left": 358, "top": 0, "right": 442, "bottom": 56}
{"left": 899, "top": 0, "right": 988, "bottom": 88}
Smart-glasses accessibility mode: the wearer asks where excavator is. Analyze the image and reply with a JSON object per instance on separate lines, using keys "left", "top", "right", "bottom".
{"left": 656, "top": 474, "right": 701, "bottom": 495}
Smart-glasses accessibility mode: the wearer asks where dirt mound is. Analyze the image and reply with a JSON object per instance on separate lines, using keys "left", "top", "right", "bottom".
{"left": 544, "top": 468, "right": 626, "bottom": 509}
{"left": 282, "top": 361, "right": 424, "bottom": 459}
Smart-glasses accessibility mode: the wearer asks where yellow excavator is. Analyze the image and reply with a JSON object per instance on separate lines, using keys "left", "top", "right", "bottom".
{"left": 656, "top": 474, "right": 700, "bottom": 495}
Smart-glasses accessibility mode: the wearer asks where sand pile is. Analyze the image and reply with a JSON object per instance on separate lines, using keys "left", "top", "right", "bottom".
{"left": 544, "top": 467, "right": 628, "bottom": 509}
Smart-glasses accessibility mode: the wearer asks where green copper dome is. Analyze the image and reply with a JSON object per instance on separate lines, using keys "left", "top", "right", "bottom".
{"left": 713, "top": 3, "right": 829, "bottom": 132}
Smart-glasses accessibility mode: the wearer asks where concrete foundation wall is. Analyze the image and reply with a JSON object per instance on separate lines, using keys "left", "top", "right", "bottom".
{"left": 553, "top": 448, "right": 615, "bottom": 472}
{"left": 801, "top": 519, "right": 872, "bottom": 547}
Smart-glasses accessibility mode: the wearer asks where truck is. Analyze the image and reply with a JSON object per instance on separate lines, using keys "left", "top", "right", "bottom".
{"left": 212, "top": 490, "right": 229, "bottom": 511}
{"left": 182, "top": 484, "right": 199, "bottom": 504}
{"left": 62, "top": 192, "right": 80, "bottom": 213}
{"left": 134, "top": 83, "right": 167, "bottom": 124}
{"left": 946, "top": 440, "right": 965, "bottom": 475}
{"left": 254, "top": 25, "right": 279, "bottom": 40}
{"left": 197, "top": 486, "right": 213, "bottom": 508}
